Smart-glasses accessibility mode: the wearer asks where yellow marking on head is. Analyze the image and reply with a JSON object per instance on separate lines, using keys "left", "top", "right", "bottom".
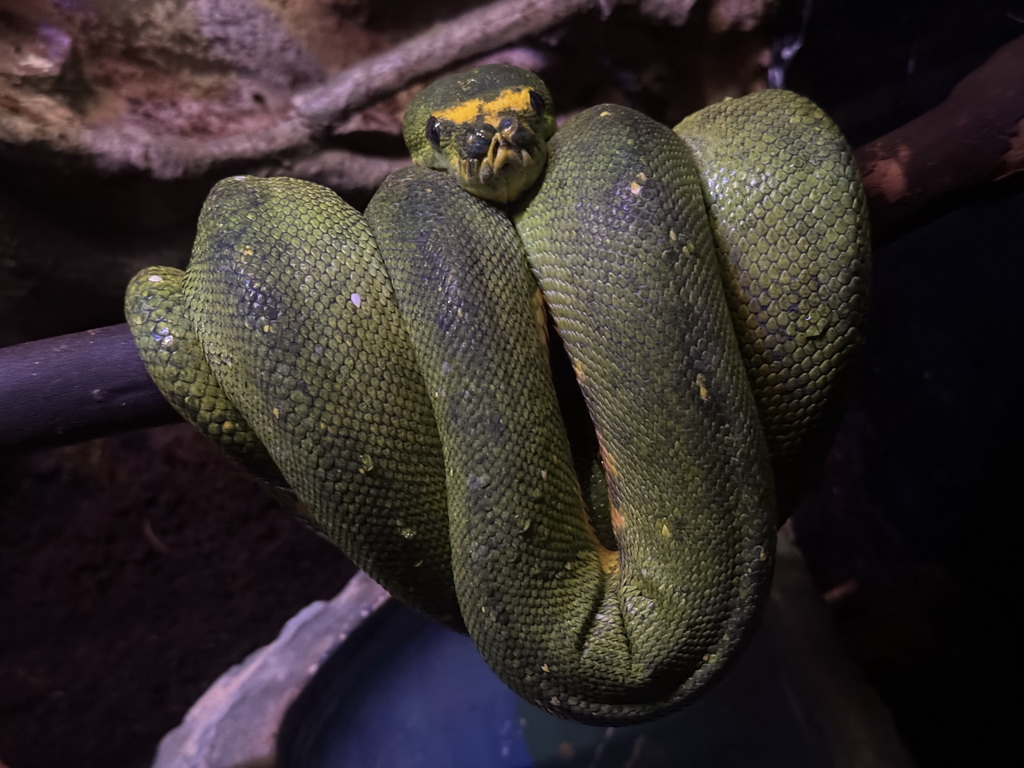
{"left": 541, "top": 664, "right": 550, "bottom": 673}
{"left": 661, "top": 522, "right": 671, "bottom": 538}
{"left": 697, "top": 373, "right": 709, "bottom": 400}
{"left": 629, "top": 181, "right": 642, "bottom": 195}
{"left": 432, "top": 87, "right": 535, "bottom": 126}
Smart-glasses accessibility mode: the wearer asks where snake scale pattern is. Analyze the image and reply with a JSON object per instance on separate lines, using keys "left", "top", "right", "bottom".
{"left": 125, "top": 65, "right": 869, "bottom": 724}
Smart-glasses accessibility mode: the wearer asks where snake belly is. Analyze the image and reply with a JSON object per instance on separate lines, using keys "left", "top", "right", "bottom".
{"left": 125, "top": 73, "right": 869, "bottom": 725}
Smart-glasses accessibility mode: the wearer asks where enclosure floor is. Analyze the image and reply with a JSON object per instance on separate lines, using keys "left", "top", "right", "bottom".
{"left": 0, "top": 425, "right": 355, "bottom": 768}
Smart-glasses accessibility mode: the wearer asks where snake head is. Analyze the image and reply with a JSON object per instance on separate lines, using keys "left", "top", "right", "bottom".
{"left": 403, "top": 64, "right": 556, "bottom": 204}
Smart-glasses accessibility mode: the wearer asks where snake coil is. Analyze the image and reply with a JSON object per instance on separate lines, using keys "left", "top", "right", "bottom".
{"left": 125, "top": 65, "right": 869, "bottom": 724}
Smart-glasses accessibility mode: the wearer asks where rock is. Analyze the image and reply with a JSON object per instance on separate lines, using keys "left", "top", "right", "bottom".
{"left": 151, "top": 573, "right": 389, "bottom": 768}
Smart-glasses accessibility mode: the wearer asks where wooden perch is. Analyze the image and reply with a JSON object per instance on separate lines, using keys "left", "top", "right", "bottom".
{"left": 2, "top": 33, "right": 1023, "bottom": 451}
{"left": 0, "top": 326, "right": 174, "bottom": 451}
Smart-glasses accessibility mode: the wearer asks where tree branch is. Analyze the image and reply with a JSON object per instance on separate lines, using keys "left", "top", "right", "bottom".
{"left": 0, "top": 325, "right": 174, "bottom": 451}
{"left": 856, "top": 34, "right": 1024, "bottom": 236}
{"left": 3, "top": 34, "right": 1023, "bottom": 450}
{"left": 293, "top": 0, "right": 603, "bottom": 127}
{"left": 82, "top": 0, "right": 604, "bottom": 179}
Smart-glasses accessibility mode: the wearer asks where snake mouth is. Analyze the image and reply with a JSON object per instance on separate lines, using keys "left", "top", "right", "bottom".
{"left": 454, "top": 116, "right": 547, "bottom": 203}
{"left": 479, "top": 146, "right": 535, "bottom": 182}
{"left": 458, "top": 147, "right": 542, "bottom": 203}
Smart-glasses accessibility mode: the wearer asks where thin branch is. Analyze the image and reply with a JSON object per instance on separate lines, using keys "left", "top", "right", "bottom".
{"left": 293, "top": 0, "right": 603, "bottom": 126}
{"left": 82, "top": 0, "right": 604, "bottom": 179}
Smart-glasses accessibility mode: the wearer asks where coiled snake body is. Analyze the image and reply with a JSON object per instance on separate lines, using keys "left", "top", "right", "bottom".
{"left": 125, "top": 65, "right": 869, "bottom": 725}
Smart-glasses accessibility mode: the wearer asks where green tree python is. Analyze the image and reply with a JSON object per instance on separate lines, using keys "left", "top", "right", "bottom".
{"left": 124, "top": 65, "right": 869, "bottom": 725}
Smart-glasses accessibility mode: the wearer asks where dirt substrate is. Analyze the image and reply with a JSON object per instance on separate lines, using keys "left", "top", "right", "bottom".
{"left": 0, "top": 426, "right": 355, "bottom": 767}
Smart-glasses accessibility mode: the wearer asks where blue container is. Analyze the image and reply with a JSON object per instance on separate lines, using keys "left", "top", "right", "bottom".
{"left": 278, "top": 597, "right": 832, "bottom": 768}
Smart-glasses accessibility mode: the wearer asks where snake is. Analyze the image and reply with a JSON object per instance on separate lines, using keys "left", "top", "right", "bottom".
{"left": 124, "top": 64, "right": 869, "bottom": 725}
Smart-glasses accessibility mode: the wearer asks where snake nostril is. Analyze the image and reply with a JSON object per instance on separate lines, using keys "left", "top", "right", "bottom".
{"left": 466, "top": 125, "right": 497, "bottom": 160}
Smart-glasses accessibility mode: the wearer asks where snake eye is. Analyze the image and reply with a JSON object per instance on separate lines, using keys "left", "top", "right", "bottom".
{"left": 426, "top": 116, "right": 442, "bottom": 148}
{"left": 528, "top": 89, "right": 546, "bottom": 115}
